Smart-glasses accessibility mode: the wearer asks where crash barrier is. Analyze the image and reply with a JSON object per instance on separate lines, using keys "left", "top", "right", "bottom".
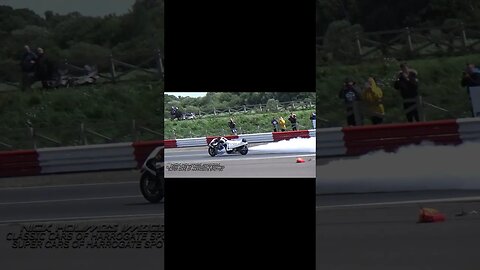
{"left": 0, "top": 141, "right": 163, "bottom": 178}
{"left": 317, "top": 118, "right": 480, "bottom": 157}
{"left": 0, "top": 150, "right": 41, "bottom": 177}
{"left": 165, "top": 129, "right": 316, "bottom": 148}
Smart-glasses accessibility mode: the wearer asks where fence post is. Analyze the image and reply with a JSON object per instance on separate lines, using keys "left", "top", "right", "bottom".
{"left": 80, "top": 122, "right": 87, "bottom": 145}
{"left": 131, "top": 119, "right": 137, "bottom": 142}
{"left": 355, "top": 32, "right": 363, "bottom": 57}
{"left": 214, "top": 107, "right": 217, "bottom": 115}
{"left": 110, "top": 53, "right": 116, "bottom": 83}
{"left": 156, "top": 48, "right": 164, "bottom": 79}
{"left": 228, "top": 108, "right": 231, "bottom": 114}
{"left": 29, "top": 127, "right": 37, "bottom": 149}
{"left": 259, "top": 104, "right": 263, "bottom": 112}
{"left": 406, "top": 27, "right": 414, "bottom": 54}
{"left": 417, "top": 96, "right": 426, "bottom": 122}
{"left": 461, "top": 22, "right": 468, "bottom": 51}
{"left": 292, "top": 102, "right": 295, "bottom": 110}
{"left": 243, "top": 105, "right": 247, "bottom": 113}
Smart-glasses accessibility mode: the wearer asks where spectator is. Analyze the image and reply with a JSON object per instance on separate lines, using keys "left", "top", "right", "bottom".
{"left": 461, "top": 63, "right": 480, "bottom": 88}
{"left": 339, "top": 77, "right": 361, "bottom": 126}
{"left": 461, "top": 63, "right": 480, "bottom": 117}
{"left": 279, "top": 116, "right": 287, "bottom": 131}
{"left": 362, "top": 77, "right": 385, "bottom": 125}
{"left": 310, "top": 112, "right": 316, "bottom": 129}
{"left": 394, "top": 63, "right": 420, "bottom": 122}
{"left": 228, "top": 118, "right": 237, "bottom": 135}
{"left": 20, "top": 45, "right": 37, "bottom": 91}
{"left": 288, "top": 113, "right": 298, "bottom": 131}
{"left": 271, "top": 117, "right": 279, "bottom": 132}
{"left": 35, "top": 47, "right": 53, "bottom": 89}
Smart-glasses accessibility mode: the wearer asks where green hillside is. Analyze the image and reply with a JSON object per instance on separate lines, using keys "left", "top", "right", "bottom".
{"left": 0, "top": 81, "right": 162, "bottom": 150}
{"left": 316, "top": 54, "right": 478, "bottom": 127}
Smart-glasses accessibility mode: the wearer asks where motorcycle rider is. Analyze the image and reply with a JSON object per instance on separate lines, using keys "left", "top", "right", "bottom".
{"left": 210, "top": 136, "right": 228, "bottom": 151}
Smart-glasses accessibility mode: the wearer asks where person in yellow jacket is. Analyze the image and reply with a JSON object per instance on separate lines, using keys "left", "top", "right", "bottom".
{"left": 278, "top": 116, "right": 287, "bottom": 131}
{"left": 361, "top": 77, "right": 385, "bottom": 125}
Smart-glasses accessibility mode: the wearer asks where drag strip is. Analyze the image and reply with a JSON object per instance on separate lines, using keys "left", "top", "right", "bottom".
{"left": 165, "top": 144, "right": 313, "bottom": 162}
{"left": 316, "top": 190, "right": 480, "bottom": 270}
{"left": 0, "top": 171, "right": 164, "bottom": 270}
{"left": 0, "top": 180, "right": 163, "bottom": 224}
{"left": 165, "top": 146, "right": 316, "bottom": 177}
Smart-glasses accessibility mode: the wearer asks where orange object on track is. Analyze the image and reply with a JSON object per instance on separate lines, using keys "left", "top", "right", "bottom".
{"left": 418, "top": 208, "right": 446, "bottom": 223}
{"left": 296, "top": 157, "right": 305, "bottom": 163}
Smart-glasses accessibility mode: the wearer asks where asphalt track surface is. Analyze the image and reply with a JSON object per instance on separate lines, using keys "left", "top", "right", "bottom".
{"left": 165, "top": 145, "right": 316, "bottom": 178}
{"left": 316, "top": 189, "right": 480, "bottom": 270}
{"left": 0, "top": 171, "right": 164, "bottom": 270}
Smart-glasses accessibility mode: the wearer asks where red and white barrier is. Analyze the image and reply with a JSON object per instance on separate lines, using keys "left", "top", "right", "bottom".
{"left": 0, "top": 150, "right": 41, "bottom": 177}
{"left": 0, "top": 129, "right": 315, "bottom": 177}
{"left": 165, "top": 129, "right": 316, "bottom": 148}
{"left": 317, "top": 118, "right": 480, "bottom": 157}
{"left": 2, "top": 118, "right": 479, "bottom": 177}
{"left": 0, "top": 140, "right": 163, "bottom": 178}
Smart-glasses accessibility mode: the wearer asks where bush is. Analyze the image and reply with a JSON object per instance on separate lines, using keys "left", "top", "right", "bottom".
{"left": 62, "top": 42, "right": 111, "bottom": 70}
{"left": 323, "top": 20, "right": 364, "bottom": 63}
{"left": 266, "top": 99, "right": 279, "bottom": 112}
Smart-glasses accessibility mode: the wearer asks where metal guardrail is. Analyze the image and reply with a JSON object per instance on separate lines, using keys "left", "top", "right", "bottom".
{"left": 0, "top": 140, "right": 164, "bottom": 177}
{"left": 167, "top": 129, "right": 317, "bottom": 148}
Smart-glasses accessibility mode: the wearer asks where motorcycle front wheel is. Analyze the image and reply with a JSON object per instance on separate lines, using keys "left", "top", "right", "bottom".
{"left": 208, "top": 147, "right": 217, "bottom": 157}
{"left": 140, "top": 173, "right": 164, "bottom": 203}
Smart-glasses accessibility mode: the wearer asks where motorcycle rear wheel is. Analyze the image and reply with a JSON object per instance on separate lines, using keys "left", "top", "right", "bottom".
{"left": 239, "top": 146, "right": 248, "bottom": 155}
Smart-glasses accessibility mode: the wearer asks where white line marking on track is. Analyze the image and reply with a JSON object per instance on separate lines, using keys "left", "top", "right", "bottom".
{"left": 316, "top": 196, "right": 480, "bottom": 210}
{"left": 0, "top": 181, "right": 137, "bottom": 191}
{"left": 166, "top": 154, "right": 316, "bottom": 163}
{"left": 0, "top": 195, "right": 142, "bottom": 206}
{"left": 166, "top": 153, "right": 213, "bottom": 158}
{"left": 0, "top": 213, "right": 164, "bottom": 225}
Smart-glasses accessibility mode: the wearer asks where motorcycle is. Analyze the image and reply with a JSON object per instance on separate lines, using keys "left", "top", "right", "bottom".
{"left": 208, "top": 137, "right": 248, "bottom": 157}
{"left": 45, "top": 65, "right": 99, "bottom": 89}
{"left": 139, "top": 146, "right": 164, "bottom": 203}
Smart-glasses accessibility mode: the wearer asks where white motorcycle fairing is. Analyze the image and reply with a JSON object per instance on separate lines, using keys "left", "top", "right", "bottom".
{"left": 224, "top": 139, "right": 247, "bottom": 151}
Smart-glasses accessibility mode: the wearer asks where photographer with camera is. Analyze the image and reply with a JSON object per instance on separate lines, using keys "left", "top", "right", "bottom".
{"left": 394, "top": 63, "right": 420, "bottom": 122}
